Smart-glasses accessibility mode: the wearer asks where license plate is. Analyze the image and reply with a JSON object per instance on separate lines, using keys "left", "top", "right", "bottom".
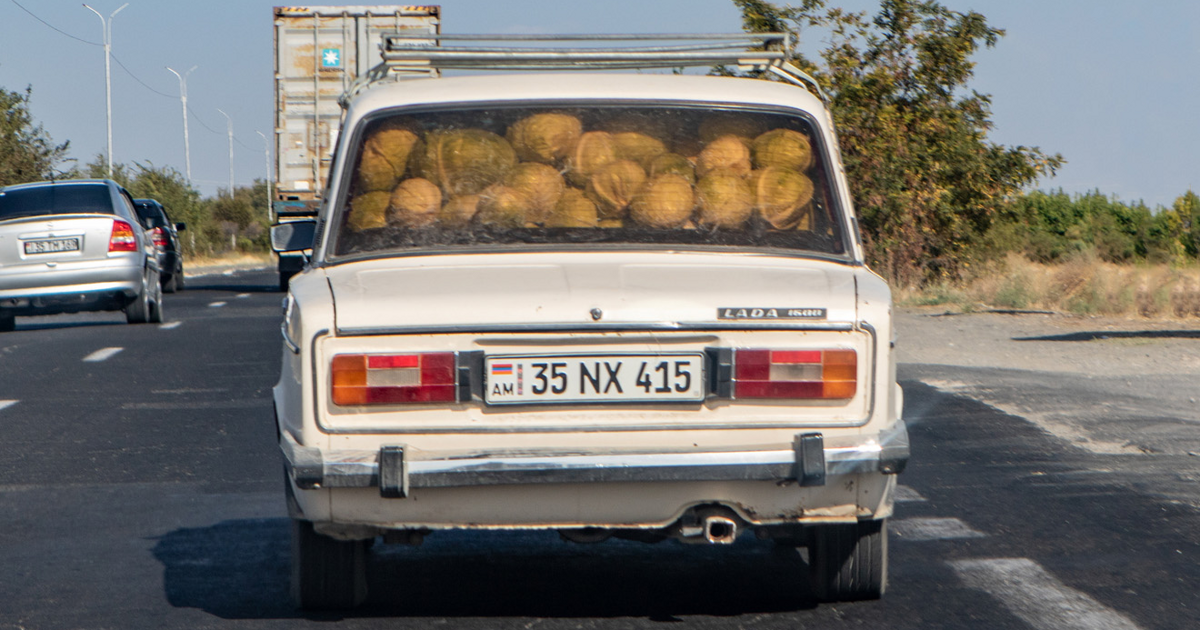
{"left": 24, "top": 238, "right": 80, "bottom": 255}
{"left": 485, "top": 354, "right": 705, "bottom": 405}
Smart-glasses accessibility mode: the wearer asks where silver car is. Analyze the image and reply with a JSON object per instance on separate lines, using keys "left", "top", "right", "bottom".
{"left": 0, "top": 179, "right": 163, "bottom": 331}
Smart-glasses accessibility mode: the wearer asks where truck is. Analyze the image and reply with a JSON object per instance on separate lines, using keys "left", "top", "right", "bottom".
{"left": 271, "top": 32, "right": 908, "bottom": 610}
{"left": 271, "top": 5, "right": 440, "bottom": 290}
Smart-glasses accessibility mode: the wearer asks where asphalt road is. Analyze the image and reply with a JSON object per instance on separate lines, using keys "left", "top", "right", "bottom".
{"left": 0, "top": 268, "right": 1196, "bottom": 629}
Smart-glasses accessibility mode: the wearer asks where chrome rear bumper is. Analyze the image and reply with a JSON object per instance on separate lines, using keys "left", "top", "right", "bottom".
{"left": 282, "top": 421, "right": 909, "bottom": 498}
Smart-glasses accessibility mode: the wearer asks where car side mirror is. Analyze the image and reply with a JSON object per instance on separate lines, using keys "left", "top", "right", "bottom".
{"left": 175, "top": 222, "right": 187, "bottom": 231}
{"left": 272, "top": 220, "right": 317, "bottom": 253}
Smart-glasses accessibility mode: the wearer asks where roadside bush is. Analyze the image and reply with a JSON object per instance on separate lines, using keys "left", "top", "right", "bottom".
{"left": 988, "top": 189, "right": 1200, "bottom": 268}
{"left": 0, "top": 85, "right": 71, "bottom": 186}
{"left": 900, "top": 252, "right": 1200, "bottom": 319}
{"left": 83, "top": 155, "right": 271, "bottom": 257}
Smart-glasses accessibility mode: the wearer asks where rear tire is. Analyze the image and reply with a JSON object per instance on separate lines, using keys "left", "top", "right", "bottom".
{"left": 148, "top": 278, "right": 164, "bottom": 324}
{"left": 0, "top": 310, "right": 14, "bottom": 333}
{"left": 163, "top": 272, "right": 179, "bottom": 294}
{"left": 291, "top": 520, "right": 369, "bottom": 611}
{"left": 808, "top": 519, "right": 887, "bottom": 602}
{"left": 125, "top": 276, "right": 151, "bottom": 324}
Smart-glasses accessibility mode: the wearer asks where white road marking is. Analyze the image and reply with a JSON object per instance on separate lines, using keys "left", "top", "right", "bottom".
{"left": 0, "top": 401, "right": 16, "bottom": 412}
{"left": 235, "top": 293, "right": 250, "bottom": 299}
{"left": 893, "top": 517, "right": 985, "bottom": 541}
{"left": 82, "top": 347, "right": 123, "bottom": 362}
{"left": 159, "top": 321, "right": 182, "bottom": 330}
{"left": 950, "top": 558, "right": 1142, "bottom": 630}
{"left": 208, "top": 301, "right": 227, "bottom": 308}
{"left": 895, "top": 485, "right": 927, "bottom": 502}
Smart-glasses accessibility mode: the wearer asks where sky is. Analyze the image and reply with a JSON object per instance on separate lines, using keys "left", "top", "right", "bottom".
{"left": 0, "top": 0, "right": 1197, "bottom": 209}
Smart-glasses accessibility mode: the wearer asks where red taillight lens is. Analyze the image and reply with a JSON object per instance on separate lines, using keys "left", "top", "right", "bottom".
{"left": 150, "top": 226, "right": 168, "bottom": 249}
{"left": 734, "top": 349, "right": 857, "bottom": 400}
{"left": 108, "top": 219, "right": 138, "bottom": 252}
{"left": 331, "top": 353, "right": 456, "bottom": 406}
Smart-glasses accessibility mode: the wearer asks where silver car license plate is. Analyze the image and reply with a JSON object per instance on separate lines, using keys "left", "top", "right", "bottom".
{"left": 24, "top": 238, "right": 80, "bottom": 255}
{"left": 485, "top": 354, "right": 705, "bottom": 405}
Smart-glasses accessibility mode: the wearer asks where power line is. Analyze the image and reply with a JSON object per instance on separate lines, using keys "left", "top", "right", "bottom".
{"left": 10, "top": 0, "right": 101, "bottom": 46}
{"left": 10, "top": 0, "right": 263, "bottom": 168}
{"left": 184, "top": 104, "right": 258, "bottom": 153}
{"left": 185, "top": 104, "right": 222, "bottom": 136}
{"left": 12, "top": 1, "right": 177, "bottom": 104}
{"left": 110, "top": 54, "right": 264, "bottom": 156}
{"left": 110, "top": 53, "right": 175, "bottom": 99}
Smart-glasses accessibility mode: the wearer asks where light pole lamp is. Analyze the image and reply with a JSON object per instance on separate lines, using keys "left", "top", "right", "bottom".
{"left": 166, "top": 65, "right": 197, "bottom": 186}
{"left": 217, "top": 108, "right": 233, "bottom": 196}
{"left": 83, "top": 2, "right": 128, "bottom": 179}
{"left": 256, "top": 130, "right": 273, "bottom": 222}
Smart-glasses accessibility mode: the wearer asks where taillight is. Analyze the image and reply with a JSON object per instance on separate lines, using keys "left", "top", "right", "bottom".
{"left": 734, "top": 349, "right": 857, "bottom": 400}
{"left": 108, "top": 219, "right": 138, "bottom": 252}
{"left": 331, "top": 353, "right": 456, "bottom": 405}
{"left": 150, "top": 226, "right": 168, "bottom": 249}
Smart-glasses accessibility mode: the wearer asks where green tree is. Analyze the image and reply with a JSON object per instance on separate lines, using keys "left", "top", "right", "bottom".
{"left": 210, "top": 192, "right": 255, "bottom": 230}
{"left": 732, "top": 0, "right": 1062, "bottom": 284}
{"left": 0, "top": 85, "right": 72, "bottom": 186}
{"left": 82, "top": 155, "right": 242, "bottom": 256}
{"left": 84, "top": 152, "right": 134, "bottom": 186}
{"left": 1171, "top": 190, "right": 1200, "bottom": 259}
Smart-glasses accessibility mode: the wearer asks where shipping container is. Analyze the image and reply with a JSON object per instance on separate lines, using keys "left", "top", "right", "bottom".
{"left": 272, "top": 5, "right": 440, "bottom": 212}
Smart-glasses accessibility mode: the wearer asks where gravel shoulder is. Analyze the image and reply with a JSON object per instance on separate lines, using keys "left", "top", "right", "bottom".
{"left": 897, "top": 307, "right": 1200, "bottom": 379}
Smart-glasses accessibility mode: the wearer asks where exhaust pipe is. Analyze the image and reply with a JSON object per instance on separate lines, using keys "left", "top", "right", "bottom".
{"left": 675, "top": 505, "right": 742, "bottom": 544}
{"left": 703, "top": 514, "right": 738, "bottom": 544}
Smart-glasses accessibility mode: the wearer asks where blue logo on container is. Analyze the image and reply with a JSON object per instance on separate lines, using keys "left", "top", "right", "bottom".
{"left": 321, "top": 48, "right": 341, "bottom": 68}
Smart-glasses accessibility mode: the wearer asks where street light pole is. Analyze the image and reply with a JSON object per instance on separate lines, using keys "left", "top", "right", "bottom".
{"left": 83, "top": 2, "right": 128, "bottom": 179}
{"left": 255, "top": 130, "right": 273, "bottom": 222}
{"left": 166, "top": 65, "right": 197, "bottom": 186}
{"left": 216, "top": 108, "right": 233, "bottom": 196}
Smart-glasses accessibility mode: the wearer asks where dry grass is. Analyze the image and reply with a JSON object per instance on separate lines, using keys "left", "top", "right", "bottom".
{"left": 898, "top": 253, "right": 1200, "bottom": 319}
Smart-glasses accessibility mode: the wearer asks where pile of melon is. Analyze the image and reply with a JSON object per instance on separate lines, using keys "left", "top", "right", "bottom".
{"left": 346, "top": 112, "right": 818, "bottom": 233}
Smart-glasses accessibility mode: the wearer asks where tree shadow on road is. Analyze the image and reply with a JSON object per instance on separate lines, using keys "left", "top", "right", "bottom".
{"left": 152, "top": 517, "right": 816, "bottom": 621}
{"left": 14, "top": 319, "right": 127, "bottom": 332}
{"left": 1013, "top": 330, "right": 1200, "bottom": 342}
{"left": 184, "top": 280, "right": 282, "bottom": 294}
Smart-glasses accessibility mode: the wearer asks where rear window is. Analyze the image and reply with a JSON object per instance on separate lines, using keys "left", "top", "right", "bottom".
{"left": 134, "top": 203, "right": 168, "bottom": 229}
{"left": 0, "top": 184, "right": 114, "bottom": 221}
{"left": 331, "top": 104, "right": 848, "bottom": 259}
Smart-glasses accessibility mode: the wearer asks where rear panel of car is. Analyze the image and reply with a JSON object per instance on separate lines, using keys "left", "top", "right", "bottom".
{"left": 315, "top": 328, "right": 874, "bottom": 437}
{"left": 284, "top": 320, "right": 895, "bottom": 529}
{"left": 0, "top": 213, "right": 128, "bottom": 265}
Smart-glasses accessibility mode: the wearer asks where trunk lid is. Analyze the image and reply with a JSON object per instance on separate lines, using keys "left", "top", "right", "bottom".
{"left": 0, "top": 215, "right": 124, "bottom": 269}
{"left": 327, "top": 252, "right": 858, "bottom": 333}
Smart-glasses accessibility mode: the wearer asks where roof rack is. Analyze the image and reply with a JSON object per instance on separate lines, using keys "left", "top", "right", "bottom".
{"left": 341, "top": 33, "right": 827, "bottom": 106}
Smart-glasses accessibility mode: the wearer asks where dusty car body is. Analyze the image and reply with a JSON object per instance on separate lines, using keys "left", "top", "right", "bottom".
{"left": 0, "top": 179, "right": 162, "bottom": 330}
{"left": 272, "top": 34, "right": 907, "bottom": 610}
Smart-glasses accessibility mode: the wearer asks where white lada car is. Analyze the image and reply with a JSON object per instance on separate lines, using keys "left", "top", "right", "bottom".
{"left": 272, "top": 35, "right": 907, "bottom": 610}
